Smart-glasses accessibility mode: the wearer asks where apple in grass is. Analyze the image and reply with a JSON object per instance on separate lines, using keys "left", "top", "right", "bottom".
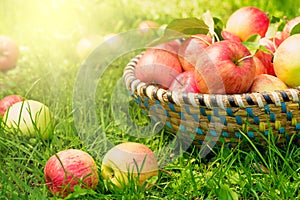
{"left": 249, "top": 74, "right": 288, "bottom": 92}
{"left": 225, "top": 6, "right": 270, "bottom": 42}
{"left": 169, "top": 70, "right": 199, "bottom": 93}
{"left": 44, "top": 149, "right": 99, "bottom": 198}
{"left": 101, "top": 142, "right": 158, "bottom": 189}
{"left": 273, "top": 34, "right": 300, "bottom": 87}
{"left": 0, "top": 94, "right": 23, "bottom": 117}
{"left": 76, "top": 34, "right": 101, "bottom": 59}
{"left": 0, "top": 35, "right": 19, "bottom": 72}
{"left": 137, "top": 20, "right": 160, "bottom": 33}
{"left": 178, "top": 34, "right": 212, "bottom": 71}
{"left": 3, "top": 100, "right": 54, "bottom": 140}
{"left": 194, "top": 40, "right": 256, "bottom": 94}
{"left": 134, "top": 40, "right": 183, "bottom": 88}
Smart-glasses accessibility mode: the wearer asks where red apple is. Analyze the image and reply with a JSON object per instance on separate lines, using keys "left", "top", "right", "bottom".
{"left": 134, "top": 40, "right": 183, "bottom": 88}
{"left": 101, "top": 142, "right": 158, "bottom": 189}
{"left": 194, "top": 40, "right": 256, "bottom": 94}
{"left": 0, "top": 35, "right": 19, "bottom": 72}
{"left": 254, "top": 37, "right": 276, "bottom": 76}
{"left": 273, "top": 34, "right": 300, "bottom": 87}
{"left": 0, "top": 94, "right": 23, "bottom": 117}
{"left": 221, "top": 30, "right": 242, "bottom": 42}
{"left": 44, "top": 149, "right": 99, "bottom": 198}
{"left": 282, "top": 16, "right": 300, "bottom": 40}
{"left": 249, "top": 74, "right": 288, "bottom": 92}
{"left": 178, "top": 34, "right": 212, "bottom": 71}
{"left": 253, "top": 56, "right": 268, "bottom": 76}
{"left": 225, "top": 6, "right": 270, "bottom": 41}
{"left": 169, "top": 70, "right": 200, "bottom": 93}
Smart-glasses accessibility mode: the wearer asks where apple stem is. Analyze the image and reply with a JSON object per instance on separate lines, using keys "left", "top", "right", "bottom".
{"left": 236, "top": 55, "right": 253, "bottom": 64}
{"left": 191, "top": 35, "right": 211, "bottom": 46}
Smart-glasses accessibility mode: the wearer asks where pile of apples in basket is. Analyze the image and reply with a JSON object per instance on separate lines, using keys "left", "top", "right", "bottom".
{"left": 135, "top": 6, "right": 300, "bottom": 94}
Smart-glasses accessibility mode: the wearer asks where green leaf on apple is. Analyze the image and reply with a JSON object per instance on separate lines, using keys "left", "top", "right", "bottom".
{"left": 265, "top": 16, "right": 283, "bottom": 38}
{"left": 213, "top": 17, "right": 224, "bottom": 41}
{"left": 242, "top": 34, "right": 261, "bottom": 55}
{"left": 148, "top": 17, "right": 209, "bottom": 47}
{"left": 290, "top": 23, "right": 300, "bottom": 35}
{"left": 202, "top": 11, "right": 223, "bottom": 42}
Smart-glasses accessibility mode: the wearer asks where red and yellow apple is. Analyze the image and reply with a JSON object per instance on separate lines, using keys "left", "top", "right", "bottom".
{"left": 253, "top": 56, "right": 268, "bottom": 76}
{"left": 225, "top": 6, "right": 270, "bottom": 41}
{"left": 134, "top": 40, "right": 182, "bottom": 88}
{"left": 44, "top": 149, "right": 99, "bottom": 198}
{"left": 101, "top": 142, "right": 158, "bottom": 189}
{"left": 249, "top": 74, "right": 288, "bottom": 92}
{"left": 194, "top": 40, "right": 256, "bottom": 94}
{"left": 178, "top": 34, "right": 212, "bottom": 71}
{"left": 0, "top": 94, "right": 23, "bottom": 117}
{"left": 3, "top": 100, "right": 54, "bottom": 140}
{"left": 0, "top": 35, "right": 19, "bottom": 72}
{"left": 273, "top": 34, "right": 300, "bottom": 87}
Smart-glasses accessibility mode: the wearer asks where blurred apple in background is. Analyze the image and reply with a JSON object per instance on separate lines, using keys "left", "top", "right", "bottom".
{"left": 76, "top": 34, "right": 101, "bottom": 59}
{"left": 3, "top": 100, "right": 54, "bottom": 140}
{"left": 44, "top": 149, "right": 99, "bottom": 198}
{"left": 134, "top": 40, "right": 183, "bottom": 88}
{"left": 137, "top": 20, "right": 160, "bottom": 34}
{"left": 178, "top": 34, "right": 212, "bottom": 71}
{"left": 225, "top": 6, "right": 270, "bottom": 41}
{"left": 273, "top": 34, "right": 300, "bottom": 87}
{"left": 282, "top": 16, "right": 300, "bottom": 40}
{"left": 101, "top": 142, "right": 158, "bottom": 189}
{"left": 0, "top": 35, "right": 19, "bottom": 72}
{"left": 249, "top": 74, "right": 288, "bottom": 92}
{"left": 0, "top": 94, "right": 23, "bottom": 117}
{"left": 194, "top": 40, "right": 256, "bottom": 94}
{"left": 169, "top": 70, "right": 199, "bottom": 93}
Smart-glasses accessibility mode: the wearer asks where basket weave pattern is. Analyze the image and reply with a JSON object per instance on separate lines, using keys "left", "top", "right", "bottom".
{"left": 123, "top": 54, "right": 300, "bottom": 148}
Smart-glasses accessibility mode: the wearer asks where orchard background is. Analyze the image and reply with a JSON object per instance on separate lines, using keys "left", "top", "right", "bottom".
{"left": 0, "top": 0, "right": 300, "bottom": 199}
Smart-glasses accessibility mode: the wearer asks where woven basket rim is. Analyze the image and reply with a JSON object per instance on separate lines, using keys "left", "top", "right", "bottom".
{"left": 123, "top": 53, "right": 300, "bottom": 109}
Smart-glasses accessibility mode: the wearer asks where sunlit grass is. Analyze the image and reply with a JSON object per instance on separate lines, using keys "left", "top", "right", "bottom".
{"left": 0, "top": 0, "right": 300, "bottom": 199}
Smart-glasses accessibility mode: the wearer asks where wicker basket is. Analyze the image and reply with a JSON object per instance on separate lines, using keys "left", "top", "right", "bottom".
{"left": 123, "top": 53, "right": 300, "bottom": 149}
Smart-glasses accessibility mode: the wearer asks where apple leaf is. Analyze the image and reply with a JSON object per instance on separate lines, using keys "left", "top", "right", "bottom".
{"left": 290, "top": 23, "right": 300, "bottom": 35}
{"left": 242, "top": 34, "right": 261, "bottom": 55}
{"left": 166, "top": 17, "right": 209, "bottom": 35}
{"left": 148, "top": 18, "right": 209, "bottom": 47}
{"left": 266, "top": 16, "right": 283, "bottom": 38}
{"left": 202, "top": 11, "right": 215, "bottom": 33}
{"left": 213, "top": 17, "right": 224, "bottom": 40}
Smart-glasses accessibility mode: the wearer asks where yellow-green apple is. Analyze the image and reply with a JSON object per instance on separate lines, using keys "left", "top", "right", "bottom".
{"left": 194, "top": 40, "right": 256, "bottom": 94}
{"left": 169, "top": 70, "right": 199, "bottom": 93}
{"left": 249, "top": 74, "right": 288, "bottom": 92}
{"left": 282, "top": 16, "right": 300, "bottom": 40}
{"left": 253, "top": 56, "right": 268, "bottom": 76}
{"left": 44, "top": 149, "right": 99, "bottom": 198}
{"left": 101, "top": 142, "right": 158, "bottom": 189}
{"left": 134, "top": 40, "right": 183, "bottom": 88}
{"left": 0, "top": 94, "right": 23, "bottom": 117}
{"left": 0, "top": 35, "right": 19, "bottom": 72}
{"left": 3, "top": 100, "right": 54, "bottom": 140}
{"left": 225, "top": 6, "right": 270, "bottom": 41}
{"left": 178, "top": 34, "right": 212, "bottom": 71}
{"left": 254, "top": 37, "right": 276, "bottom": 76}
{"left": 76, "top": 34, "right": 101, "bottom": 59}
{"left": 273, "top": 34, "right": 300, "bottom": 87}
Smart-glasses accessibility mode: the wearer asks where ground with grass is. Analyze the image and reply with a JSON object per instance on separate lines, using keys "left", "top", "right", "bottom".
{"left": 0, "top": 0, "right": 300, "bottom": 199}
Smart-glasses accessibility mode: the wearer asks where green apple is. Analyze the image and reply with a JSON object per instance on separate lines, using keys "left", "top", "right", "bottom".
{"left": 273, "top": 34, "right": 300, "bottom": 87}
{"left": 3, "top": 100, "right": 54, "bottom": 140}
{"left": 101, "top": 142, "right": 158, "bottom": 189}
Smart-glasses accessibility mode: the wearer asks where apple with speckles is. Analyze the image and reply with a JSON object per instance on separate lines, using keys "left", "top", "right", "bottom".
{"left": 44, "top": 149, "right": 99, "bottom": 198}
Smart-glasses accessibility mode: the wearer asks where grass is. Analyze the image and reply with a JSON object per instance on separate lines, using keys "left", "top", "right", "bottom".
{"left": 0, "top": 0, "right": 300, "bottom": 199}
